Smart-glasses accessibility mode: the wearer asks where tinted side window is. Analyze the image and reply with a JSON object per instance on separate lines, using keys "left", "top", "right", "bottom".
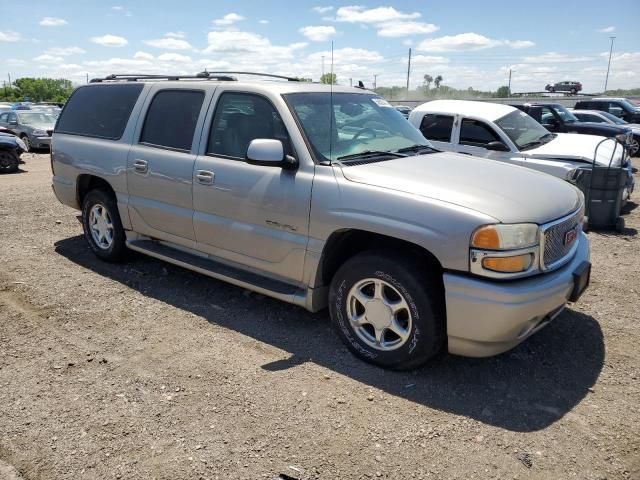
{"left": 140, "top": 90, "right": 204, "bottom": 151}
{"left": 56, "top": 84, "right": 143, "bottom": 139}
{"left": 207, "top": 92, "right": 290, "bottom": 159}
{"left": 459, "top": 119, "right": 500, "bottom": 146}
{"left": 0, "top": 113, "right": 7, "bottom": 122}
{"left": 419, "top": 114, "right": 454, "bottom": 142}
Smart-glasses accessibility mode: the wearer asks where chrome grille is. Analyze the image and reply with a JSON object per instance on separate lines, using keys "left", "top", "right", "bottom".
{"left": 542, "top": 208, "right": 583, "bottom": 269}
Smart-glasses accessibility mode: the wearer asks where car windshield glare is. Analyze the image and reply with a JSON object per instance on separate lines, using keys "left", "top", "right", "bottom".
{"left": 495, "top": 110, "right": 550, "bottom": 150}
{"left": 284, "top": 92, "right": 429, "bottom": 162}
{"left": 620, "top": 99, "right": 640, "bottom": 111}
{"left": 554, "top": 105, "right": 579, "bottom": 123}
{"left": 17, "top": 112, "right": 56, "bottom": 126}
{"left": 600, "top": 111, "right": 627, "bottom": 124}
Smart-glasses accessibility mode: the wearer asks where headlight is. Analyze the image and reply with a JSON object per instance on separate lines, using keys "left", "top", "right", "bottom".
{"left": 32, "top": 129, "right": 47, "bottom": 136}
{"left": 471, "top": 224, "right": 539, "bottom": 250}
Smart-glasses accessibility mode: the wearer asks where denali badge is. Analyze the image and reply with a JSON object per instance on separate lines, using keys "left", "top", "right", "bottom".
{"left": 564, "top": 228, "right": 577, "bottom": 246}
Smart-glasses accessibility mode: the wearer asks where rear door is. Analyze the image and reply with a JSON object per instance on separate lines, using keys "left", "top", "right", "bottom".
{"left": 192, "top": 90, "right": 313, "bottom": 283}
{"left": 126, "top": 86, "right": 210, "bottom": 245}
{"left": 417, "top": 113, "right": 455, "bottom": 151}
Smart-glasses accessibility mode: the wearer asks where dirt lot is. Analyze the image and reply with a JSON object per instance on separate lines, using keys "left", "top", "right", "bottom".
{"left": 1, "top": 153, "right": 639, "bottom": 480}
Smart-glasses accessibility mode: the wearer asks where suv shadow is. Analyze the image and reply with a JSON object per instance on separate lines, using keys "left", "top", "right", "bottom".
{"left": 55, "top": 235, "right": 604, "bottom": 433}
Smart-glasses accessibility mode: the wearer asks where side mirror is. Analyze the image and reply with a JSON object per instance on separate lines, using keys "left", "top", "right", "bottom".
{"left": 485, "top": 141, "right": 509, "bottom": 152}
{"left": 246, "top": 139, "right": 297, "bottom": 169}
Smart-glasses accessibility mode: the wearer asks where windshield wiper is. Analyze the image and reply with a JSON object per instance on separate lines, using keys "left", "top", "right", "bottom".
{"left": 336, "top": 150, "right": 407, "bottom": 161}
{"left": 395, "top": 144, "right": 437, "bottom": 154}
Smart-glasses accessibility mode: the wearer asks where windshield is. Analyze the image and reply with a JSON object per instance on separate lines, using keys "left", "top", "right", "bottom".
{"left": 495, "top": 110, "right": 552, "bottom": 150}
{"left": 553, "top": 105, "right": 579, "bottom": 123}
{"left": 600, "top": 111, "right": 628, "bottom": 124}
{"left": 284, "top": 92, "right": 429, "bottom": 162}
{"left": 620, "top": 99, "right": 640, "bottom": 111}
{"left": 17, "top": 112, "right": 56, "bottom": 125}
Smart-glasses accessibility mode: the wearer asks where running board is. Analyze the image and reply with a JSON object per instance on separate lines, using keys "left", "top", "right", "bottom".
{"left": 126, "top": 239, "right": 308, "bottom": 308}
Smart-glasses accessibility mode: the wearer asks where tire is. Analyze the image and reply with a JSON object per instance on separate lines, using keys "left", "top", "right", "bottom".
{"left": 629, "top": 136, "right": 639, "bottom": 157}
{"left": 550, "top": 87, "right": 555, "bottom": 93}
{"left": 20, "top": 134, "right": 30, "bottom": 152}
{"left": 0, "top": 150, "right": 19, "bottom": 173}
{"left": 81, "top": 189, "right": 127, "bottom": 262}
{"left": 329, "top": 250, "right": 445, "bottom": 370}
{"left": 570, "top": 88, "right": 577, "bottom": 95}
{"left": 615, "top": 217, "right": 625, "bottom": 233}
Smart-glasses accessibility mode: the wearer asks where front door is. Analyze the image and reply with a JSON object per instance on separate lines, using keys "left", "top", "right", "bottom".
{"left": 192, "top": 91, "right": 313, "bottom": 283}
{"left": 126, "top": 87, "right": 209, "bottom": 244}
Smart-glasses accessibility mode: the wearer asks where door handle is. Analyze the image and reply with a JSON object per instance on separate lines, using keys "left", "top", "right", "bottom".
{"left": 196, "top": 170, "right": 215, "bottom": 185}
{"left": 133, "top": 159, "right": 148, "bottom": 173}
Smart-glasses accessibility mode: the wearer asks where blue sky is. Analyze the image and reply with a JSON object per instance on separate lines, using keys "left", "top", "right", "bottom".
{"left": 1, "top": 0, "right": 638, "bottom": 92}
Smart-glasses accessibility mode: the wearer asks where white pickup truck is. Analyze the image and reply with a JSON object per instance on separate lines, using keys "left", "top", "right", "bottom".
{"left": 409, "top": 100, "right": 634, "bottom": 202}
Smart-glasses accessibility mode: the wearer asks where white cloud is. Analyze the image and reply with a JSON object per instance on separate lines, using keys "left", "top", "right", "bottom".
{"left": 376, "top": 21, "right": 439, "bottom": 37}
{"left": 522, "top": 52, "right": 592, "bottom": 63}
{"left": 335, "top": 6, "right": 420, "bottom": 23}
{"left": 259, "top": 19, "right": 269, "bottom": 24}
{"left": 0, "top": 31, "right": 21, "bottom": 42}
{"left": 45, "top": 46, "right": 85, "bottom": 56}
{"left": 203, "top": 31, "right": 307, "bottom": 63}
{"left": 410, "top": 55, "right": 450, "bottom": 65}
{"left": 144, "top": 36, "right": 192, "bottom": 50}
{"left": 5, "top": 58, "right": 26, "bottom": 66}
{"left": 417, "top": 33, "right": 534, "bottom": 52}
{"left": 157, "top": 53, "right": 192, "bottom": 63}
{"left": 91, "top": 34, "right": 128, "bottom": 47}
{"left": 39, "top": 17, "right": 67, "bottom": 27}
{"left": 33, "top": 54, "right": 64, "bottom": 63}
{"left": 213, "top": 13, "right": 245, "bottom": 26}
{"left": 312, "top": 6, "right": 334, "bottom": 14}
{"left": 133, "top": 51, "right": 154, "bottom": 60}
{"left": 111, "top": 5, "right": 132, "bottom": 16}
{"left": 165, "top": 31, "right": 185, "bottom": 38}
{"left": 598, "top": 26, "right": 616, "bottom": 33}
{"left": 299, "top": 26, "right": 337, "bottom": 42}
{"left": 504, "top": 40, "right": 535, "bottom": 49}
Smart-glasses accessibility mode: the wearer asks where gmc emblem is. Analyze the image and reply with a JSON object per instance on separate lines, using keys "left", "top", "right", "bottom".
{"left": 564, "top": 228, "right": 578, "bottom": 246}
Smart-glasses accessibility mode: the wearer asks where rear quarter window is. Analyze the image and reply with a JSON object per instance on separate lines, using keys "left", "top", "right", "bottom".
{"left": 55, "top": 84, "right": 144, "bottom": 140}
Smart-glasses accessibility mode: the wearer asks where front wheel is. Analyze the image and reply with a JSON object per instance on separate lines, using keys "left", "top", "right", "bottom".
{"left": 329, "top": 251, "right": 445, "bottom": 370}
{"left": 20, "top": 134, "right": 30, "bottom": 152}
{"left": 628, "top": 136, "right": 639, "bottom": 157}
{"left": 81, "top": 189, "right": 127, "bottom": 262}
{"left": 0, "top": 150, "right": 19, "bottom": 173}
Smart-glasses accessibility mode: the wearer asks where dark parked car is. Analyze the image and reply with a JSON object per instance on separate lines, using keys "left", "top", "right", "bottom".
{"left": 572, "top": 110, "right": 639, "bottom": 156}
{"left": 512, "top": 103, "right": 633, "bottom": 153}
{"left": 545, "top": 81, "right": 582, "bottom": 94}
{"left": 574, "top": 98, "right": 640, "bottom": 124}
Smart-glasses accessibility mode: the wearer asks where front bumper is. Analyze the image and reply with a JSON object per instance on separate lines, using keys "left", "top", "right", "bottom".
{"left": 33, "top": 136, "right": 51, "bottom": 149}
{"left": 444, "top": 232, "right": 590, "bottom": 357}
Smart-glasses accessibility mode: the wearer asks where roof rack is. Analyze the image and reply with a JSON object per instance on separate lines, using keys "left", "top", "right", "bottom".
{"left": 89, "top": 72, "right": 237, "bottom": 83}
{"left": 202, "top": 71, "right": 301, "bottom": 82}
{"left": 89, "top": 71, "right": 302, "bottom": 83}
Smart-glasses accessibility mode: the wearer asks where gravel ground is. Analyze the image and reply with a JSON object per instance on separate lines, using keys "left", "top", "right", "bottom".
{"left": 0, "top": 153, "right": 639, "bottom": 480}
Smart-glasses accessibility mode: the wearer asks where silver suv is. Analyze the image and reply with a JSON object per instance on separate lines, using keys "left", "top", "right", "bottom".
{"left": 51, "top": 73, "right": 591, "bottom": 369}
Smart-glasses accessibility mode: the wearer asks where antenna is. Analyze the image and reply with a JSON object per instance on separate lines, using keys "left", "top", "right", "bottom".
{"left": 329, "top": 41, "right": 334, "bottom": 163}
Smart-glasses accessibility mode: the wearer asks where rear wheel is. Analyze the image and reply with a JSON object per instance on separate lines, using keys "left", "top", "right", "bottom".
{"left": 329, "top": 251, "right": 445, "bottom": 370}
{"left": 570, "top": 88, "right": 577, "bottom": 95}
{"left": 0, "top": 151, "right": 19, "bottom": 173}
{"left": 81, "top": 189, "right": 127, "bottom": 262}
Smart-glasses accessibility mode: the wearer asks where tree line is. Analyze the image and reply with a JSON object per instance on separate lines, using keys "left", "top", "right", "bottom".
{"left": 1, "top": 78, "right": 74, "bottom": 103}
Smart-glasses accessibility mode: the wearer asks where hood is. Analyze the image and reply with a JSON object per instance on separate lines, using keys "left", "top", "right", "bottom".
{"left": 27, "top": 123, "right": 55, "bottom": 131}
{"left": 339, "top": 152, "right": 580, "bottom": 224}
{"left": 568, "top": 121, "right": 627, "bottom": 136}
{"left": 525, "top": 133, "right": 625, "bottom": 166}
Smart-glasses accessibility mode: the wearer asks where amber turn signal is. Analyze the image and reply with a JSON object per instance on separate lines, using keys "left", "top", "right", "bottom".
{"left": 482, "top": 254, "right": 533, "bottom": 273}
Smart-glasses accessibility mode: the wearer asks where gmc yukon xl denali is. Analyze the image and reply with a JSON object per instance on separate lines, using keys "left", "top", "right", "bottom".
{"left": 51, "top": 73, "right": 591, "bottom": 369}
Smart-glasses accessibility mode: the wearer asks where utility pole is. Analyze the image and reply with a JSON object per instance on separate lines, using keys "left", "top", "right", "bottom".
{"left": 508, "top": 68, "right": 512, "bottom": 94}
{"left": 321, "top": 55, "right": 325, "bottom": 79}
{"left": 406, "top": 48, "right": 412, "bottom": 92}
{"left": 86, "top": 73, "right": 89, "bottom": 84}
{"left": 349, "top": 78, "right": 352, "bottom": 87}
{"left": 373, "top": 74, "right": 379, "bottom": 90}
{"left": 604, "top": 36, "right": 616, "bottom": 93}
